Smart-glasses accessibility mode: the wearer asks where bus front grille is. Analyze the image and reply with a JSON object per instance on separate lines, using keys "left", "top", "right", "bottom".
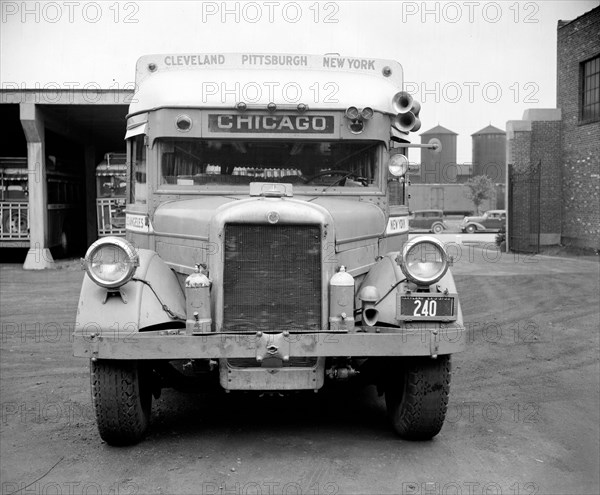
{"left": 222, "top": 223, "right": 321, "bottom": 332}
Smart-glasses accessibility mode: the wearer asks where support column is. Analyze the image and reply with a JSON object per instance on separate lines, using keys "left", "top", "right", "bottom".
{"left": 20, "top": 103, "right": 53, "bottom": 269}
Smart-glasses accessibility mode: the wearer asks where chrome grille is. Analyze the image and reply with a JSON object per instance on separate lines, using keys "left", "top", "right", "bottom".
{"left": 222, "top": 224, "right": 321, "bottom": 332}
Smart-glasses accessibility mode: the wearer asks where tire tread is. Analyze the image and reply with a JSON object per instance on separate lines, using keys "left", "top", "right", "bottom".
{"left": 91, "top": 360, "right": 150, "bottom": 446}
{"left": 386, "top": 355, "right": 451, "bottom": 440}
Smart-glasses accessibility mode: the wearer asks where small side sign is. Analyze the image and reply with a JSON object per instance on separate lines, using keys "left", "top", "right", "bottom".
{"left": 126, "top": 213, "right": 150, "bottom": 233}
{"left": 386, "top": 216, "right": 409, "bottom": 235}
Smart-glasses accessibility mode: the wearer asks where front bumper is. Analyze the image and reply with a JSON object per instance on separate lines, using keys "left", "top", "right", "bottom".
{"left": 73, "top": 324, "right": 466, "bottom": 361}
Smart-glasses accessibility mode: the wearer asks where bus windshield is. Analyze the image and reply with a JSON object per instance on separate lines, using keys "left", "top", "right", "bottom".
{"left": 159, "top": 138, "right": 383, "bottom": 190}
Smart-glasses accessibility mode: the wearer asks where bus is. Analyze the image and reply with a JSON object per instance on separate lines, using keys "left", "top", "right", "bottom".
{"left": 74, "top": 53, "right": 465, "bottom": 445}
{"left": 96, "top": 152, "right": 126, "bottom": 237}
{"left": 0, "top": 156, "right": 83, "bottom": 251}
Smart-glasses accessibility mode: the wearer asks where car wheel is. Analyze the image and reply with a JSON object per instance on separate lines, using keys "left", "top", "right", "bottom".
{"left": 432, "top": 223, "right": 444, "bottom": 234}
{"left": 465, "top": 225, "right": 476, "bottom": 234}
{"left": 385, "top": 355, "right": 451, "bottom": 440}
{"left": 91, "top": 360, "right": 152, "bottom": 446}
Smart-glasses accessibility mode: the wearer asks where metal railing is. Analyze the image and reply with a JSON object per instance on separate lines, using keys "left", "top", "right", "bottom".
{"left": 508, "top": 162, "right": 541, "bottom": 253}
{"left": 0, "top": 202, "right": 29, "bottom": 240}
{"left": 97, "top": 198, "right": 126, "bottom": 236}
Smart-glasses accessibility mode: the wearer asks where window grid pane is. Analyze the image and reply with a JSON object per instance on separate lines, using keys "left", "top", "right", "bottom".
{"left": 581, "top": 55, "right": 600, "bottom": 122}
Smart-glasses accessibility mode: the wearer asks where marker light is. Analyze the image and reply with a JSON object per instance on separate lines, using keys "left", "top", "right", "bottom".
{"left": 236, "top": 102, "right": 247, "bottom": 112}
{"left": 388, "top": 153, "right": 409, "bottom": 177}
{"left": 361, "top": 107, "right": 374, "bottom": 120}
{"left": 176, "top": 115, "right": 192, "bottom": 131}
{"left": 345, "top": 106, "right": 359, "bottom": 120}
{"left": 267, "top": 102, "right": 277, "bottom": 113}
{"left": 297, "top": 103, "right": 308, "bottom": 113}
{"left": 83, "top": 237, "right": 139, "bottom": 289}
{"left": 398, "top": 236, "right": 449, "bottom": 286}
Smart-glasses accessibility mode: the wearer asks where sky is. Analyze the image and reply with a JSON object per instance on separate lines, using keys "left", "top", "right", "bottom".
{"left": 1, "top": 0, "right": 598, "bottom": 163}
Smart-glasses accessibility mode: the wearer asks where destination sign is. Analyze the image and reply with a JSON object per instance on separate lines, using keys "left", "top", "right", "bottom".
{"left": 164, "top": 54, "right": 225, "bottom": 66}
{"left": 140, "top": 54, "right": 399, "bottom": 79}
{"left": 160, "top": 54, "right": 374, "bottom": 70}
{"left": 241, "top": 54, "right": 308, "bottom": 67}
{"left": 208, "top": 114, "right": 335, "bottom": 134}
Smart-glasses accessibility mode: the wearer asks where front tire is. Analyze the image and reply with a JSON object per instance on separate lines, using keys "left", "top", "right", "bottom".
{"left": 385, "top": 355, "right": 451, "bottom": 440}
{"left": 465, "top": 225, "right": 476, "bottom": 234}
{"left": 432, "top": 223, "right": 444, "bottom": 234}
{"left": 91, "top": 360, "right": 152, "bottom": 446}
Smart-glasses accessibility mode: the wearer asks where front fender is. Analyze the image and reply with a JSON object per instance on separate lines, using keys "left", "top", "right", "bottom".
{"left": 357, "top": 254, "right": 463, "bottom": 328}
{"left": 75, "top": 249, "right": 185, "bottom": 338}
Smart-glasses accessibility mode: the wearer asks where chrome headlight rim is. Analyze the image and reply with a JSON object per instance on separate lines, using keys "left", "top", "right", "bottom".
{"left": 398, "top": 236, "right": 449, "bottom": 286}
{"left": 83, "top": 237, "right": 139, "bottom": 289}
{"left": 388, "top": 153, "right": 409, "bottom": 177}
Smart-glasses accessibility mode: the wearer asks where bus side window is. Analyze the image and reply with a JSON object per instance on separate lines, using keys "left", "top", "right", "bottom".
{"left": 128, "top": 135, "right": 147, "bottom": 204}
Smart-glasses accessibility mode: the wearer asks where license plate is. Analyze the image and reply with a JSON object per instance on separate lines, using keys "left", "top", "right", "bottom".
{"left": 397, "top": 294, "right": 457, "bottom": 321}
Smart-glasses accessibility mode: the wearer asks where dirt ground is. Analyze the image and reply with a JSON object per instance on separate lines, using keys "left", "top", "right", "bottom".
{"left": 1, "top": 247, "right": 599, "bottom": 495}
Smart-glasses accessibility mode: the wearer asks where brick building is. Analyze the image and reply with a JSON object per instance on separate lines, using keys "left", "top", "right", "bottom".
{"left": 506, "top": 109, "right": 563, "bottom": 249}
{"left": 557, "top": 6, "right": 600, "bottom": 249}
{"left": 506, "top": 6, "right": 599, "bottom": 251}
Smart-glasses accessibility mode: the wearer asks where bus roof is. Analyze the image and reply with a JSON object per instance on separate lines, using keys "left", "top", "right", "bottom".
{"left": 129, "top": 53, "right": 404, "bottom": 116}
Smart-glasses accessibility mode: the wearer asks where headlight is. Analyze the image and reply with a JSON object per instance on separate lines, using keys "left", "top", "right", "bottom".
{"left": 83, "top": 237, "right": 139, "bottom": 288}
{"left": 388, "top": 153, "right": 409, "bottom": 177}
{"left": 398, "top": 236, "right": 448, "bottom": 285}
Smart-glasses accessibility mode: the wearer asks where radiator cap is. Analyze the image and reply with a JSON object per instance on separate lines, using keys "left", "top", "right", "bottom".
{"left": 249, "top": 182, "right": 294, "bottom": 197}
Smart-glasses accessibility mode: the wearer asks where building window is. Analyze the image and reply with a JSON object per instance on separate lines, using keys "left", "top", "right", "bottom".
{"left": 581, "top": 55, "right": 600, "bottom": 123}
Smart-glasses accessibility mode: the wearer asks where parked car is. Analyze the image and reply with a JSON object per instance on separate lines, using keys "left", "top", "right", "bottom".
{"left": 410, "top": 209, "right": 448, "bottom": 234}
{"left": 461, "top": 209, "right": 506, "bottom": 233}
